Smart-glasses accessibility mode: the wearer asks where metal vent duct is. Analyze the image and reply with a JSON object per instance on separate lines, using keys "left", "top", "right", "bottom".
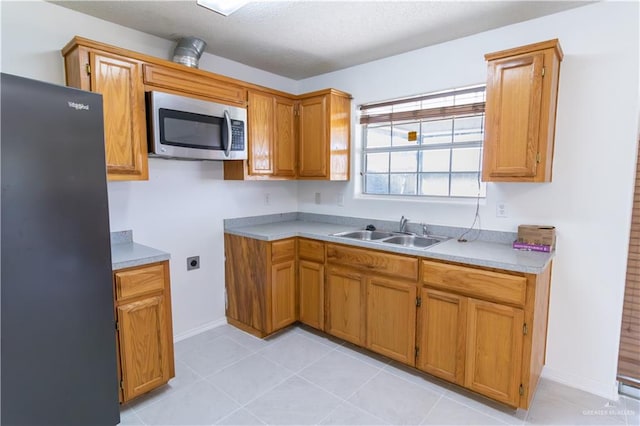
{"left": 172, "top": 37, "right": 207, "bottom": 68}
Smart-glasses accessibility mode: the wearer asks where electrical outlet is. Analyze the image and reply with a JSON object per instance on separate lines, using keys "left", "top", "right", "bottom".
{"left": 337, "top": 192, "right": 344, "bottom": 207}
{"left": 187, "top": 256, "right": 200, "bottom": 271}
{"left": 264, "top": 193, "right": 271, "bottom": 205}
{"left": 315, "top": 192, "right": 321, "bottom": 204}
{"left": 496, "top": 202, "right": 508, "bottom": 218}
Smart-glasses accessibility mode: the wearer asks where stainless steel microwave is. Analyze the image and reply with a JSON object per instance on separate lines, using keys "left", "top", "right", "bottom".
{"left": 147, "top": 91, "right": 247, "bottom": 161}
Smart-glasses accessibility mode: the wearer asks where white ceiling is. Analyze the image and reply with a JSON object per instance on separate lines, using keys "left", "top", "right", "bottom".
{"left": 51, "top": 0, "right": 590, "bottom": 80}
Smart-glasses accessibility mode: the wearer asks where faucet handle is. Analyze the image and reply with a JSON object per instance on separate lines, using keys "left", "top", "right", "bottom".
{"left": 421, "top": 223, "right": 428, "bottom": 236}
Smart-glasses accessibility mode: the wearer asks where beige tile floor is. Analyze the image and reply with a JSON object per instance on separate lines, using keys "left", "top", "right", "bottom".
{"left": 119, "top": 324, "right": 638, "bottom": 425}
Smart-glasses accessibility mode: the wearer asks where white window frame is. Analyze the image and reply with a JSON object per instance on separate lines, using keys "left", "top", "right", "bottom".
{"left": 360, "top": 85, "right": 487, "bottom": 199}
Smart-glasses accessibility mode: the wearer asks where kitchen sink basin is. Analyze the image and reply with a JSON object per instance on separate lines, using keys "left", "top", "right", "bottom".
{"left": 332, "top": 229, "right": 447, "bottom": 248}
{"left": 332, "top": 230, "right": 395, "bottom": 240}
{"left": 380, "top": 235, "right": 445, "bottom": 248}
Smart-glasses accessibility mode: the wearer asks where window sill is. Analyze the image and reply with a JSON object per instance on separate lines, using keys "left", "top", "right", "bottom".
{"left": 355, "top": 192, "right": 487, "bottom": 206}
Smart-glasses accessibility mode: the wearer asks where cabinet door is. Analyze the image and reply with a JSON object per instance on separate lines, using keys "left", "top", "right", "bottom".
{"left": 271, "top": 259, "right": 297, "bottom": 332}
{"left": 483, "top": 52, "right": 544, "bottom": 179}
{"left": 416, "top": 288, "right": 467, "bottom": 385}
{"left": 465, "top": 298, "right": 524, "bottom": 406}
{"left": 298, "top": 95, "right": 327, "bottom": 177}
{"left": 299, "top": 260, "right": 324, "bottom": 330}
{"left": 325, "top": 267, "right": 365, "bottom": 345}
{"left": 90, "top": 51, "right": 148, "bottom": 181}
{"left": 248, "top": 91, "right": 274, "bottom": 175}
{"left": 274, "top": 97, "right": 297, "bottom": 177}
{"left": 366, "top": 277, "right": 417, "bottom": 365}
{"left": 224, "top": 234, "right": 268, "bottom": 334}
{"left": 117, "top": 295, "right": 171, "bottom": 401}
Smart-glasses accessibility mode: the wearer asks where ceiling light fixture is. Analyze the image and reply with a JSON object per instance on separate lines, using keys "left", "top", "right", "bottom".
{"left": 196, "top": 0, "right": 249, "bottom": 16}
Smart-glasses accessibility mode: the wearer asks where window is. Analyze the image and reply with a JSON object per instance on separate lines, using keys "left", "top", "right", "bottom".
{"left": 360, "top": 85, "right": 487, "bottom": 198}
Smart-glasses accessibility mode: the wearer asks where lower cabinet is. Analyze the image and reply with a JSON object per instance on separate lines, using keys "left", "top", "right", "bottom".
{"left": 465, "top": 298, "right": 524, "bottom": 407}
{"left": 299, "top": 260, "right": 325, "bottom": 329}
{"left": 366, "top": 276, "right": 417, "bottom": 365}
{"left": 298, "top": 239, "right": 325, "bottom": 330}
{"left": 271, "top": 259, "right": 297, "bottom": 330}
{"left": 224, "top": 234, "right": 297, "bottom": 337}
{"left": 224, "top": 235, "right": 552, "bottom": 409}
{"left": 416, "top": 288, "right": 467, "bottom": 385}
{"left": 325, "top": 266, "right": 366, "bottom": 345}
{"left": 113, "top": 261, "right": 175, "bottom": 403}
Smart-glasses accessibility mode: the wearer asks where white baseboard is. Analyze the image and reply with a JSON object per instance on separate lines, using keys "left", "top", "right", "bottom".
{"left": 541, "top": 366, "right": 620, "bottom": 401}
{"left": 173, "top": 318, "right": 228, "bottom": 343}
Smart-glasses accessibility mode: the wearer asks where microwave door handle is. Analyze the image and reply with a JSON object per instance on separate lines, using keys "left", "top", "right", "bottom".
{"left": 223, "top": 110, "right": 232, "bottom": 157}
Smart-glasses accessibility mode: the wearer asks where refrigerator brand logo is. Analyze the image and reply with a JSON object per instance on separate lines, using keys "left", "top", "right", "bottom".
{"left": 67, "top": 101, "right": 89, "bottom": 111}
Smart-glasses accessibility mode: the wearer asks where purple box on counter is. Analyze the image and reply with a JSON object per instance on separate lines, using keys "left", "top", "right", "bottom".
{"left": 512, "top": 241, "right": 552, "bottom": 253}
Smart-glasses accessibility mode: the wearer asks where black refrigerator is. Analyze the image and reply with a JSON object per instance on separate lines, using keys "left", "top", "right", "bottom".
{"left": 1, "top": 73, "right": 120, "bottom": 425}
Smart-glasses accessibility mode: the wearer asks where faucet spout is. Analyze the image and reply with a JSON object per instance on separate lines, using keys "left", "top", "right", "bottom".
{"left": 399, "top": 215, "right": 409, "bottom": 233}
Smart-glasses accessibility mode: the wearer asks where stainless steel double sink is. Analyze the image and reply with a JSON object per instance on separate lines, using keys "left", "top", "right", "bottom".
{"left": 331, "top": 230, "right": 446, "bottom": 249}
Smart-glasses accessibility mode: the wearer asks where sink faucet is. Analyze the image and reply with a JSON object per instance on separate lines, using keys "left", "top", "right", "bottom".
{"left": 399, "top": 216, "right": 409, "bottom": 233}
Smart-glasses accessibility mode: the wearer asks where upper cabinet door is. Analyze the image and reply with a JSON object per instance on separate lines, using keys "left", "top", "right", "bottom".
{"left": 482, "top": 39, "right": 563, "bottom": 183}
{"left": 248, "top": 91, "right": 275, "bottom": 175}
{"left": 90, "top": 52, "right": 148, "bottom": 181}
{"left": 299, "top": 95, "right": 328, "bottom": 178}
{"left": 484, "top": 53, "right": 544, "bottom": 178}
{"left": 273, "top": 96, "right": 297, "bottom": 177}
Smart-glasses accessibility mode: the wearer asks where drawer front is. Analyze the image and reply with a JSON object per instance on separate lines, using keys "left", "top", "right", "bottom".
{"left": 143, "top": 64, "right": 246, "bottom": 105}
{"left": 271, "top": 239, "right": 295, "bottom": 263}
{"left": 326, "top": 244, "right": 418, "bottom": 281}
{"left": 298, "top": 238, "right": 325, "bottom": 262}
{"left": 115, "top": 263, "right": 165, "bottom": 301}
{"left": 422, "top": 260, "right": 526, "bottom": 306}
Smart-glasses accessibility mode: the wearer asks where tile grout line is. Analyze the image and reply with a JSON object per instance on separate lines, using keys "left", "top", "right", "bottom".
{"left": 294, "top": 368, "right": 390, "bottom": 426}
{"left": 418, "top": 393, "right": 444, "bottom": 425}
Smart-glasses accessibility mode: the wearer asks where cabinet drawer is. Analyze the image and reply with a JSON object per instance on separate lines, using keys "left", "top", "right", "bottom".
{"left": 272, "top": 239, "right": 295, "bottom": 262}
{"left": 326, "top": 244, "right": 418, "bottom": 281}
{"left": 115, "top": 264, "right": 165, "bottom": 301}
{"left": 422, "top": 260, "right": 526, "bottom": 306}
{"left": 143, "top": 64, "right": 246, "bottom": 105}
{"left": 298, "top": 238, "right": 325, "bottom": 262}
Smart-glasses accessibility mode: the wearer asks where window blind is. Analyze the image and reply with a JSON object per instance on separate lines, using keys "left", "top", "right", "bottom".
{"left": 359, "top": 86, "right": 485, "bottom": 125}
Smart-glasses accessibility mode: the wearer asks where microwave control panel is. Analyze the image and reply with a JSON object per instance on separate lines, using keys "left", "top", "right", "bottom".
{"left": 230, "top": 120, "right": 245, "bottom": 151}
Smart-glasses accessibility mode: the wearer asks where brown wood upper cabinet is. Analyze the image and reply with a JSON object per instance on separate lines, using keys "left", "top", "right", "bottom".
{"left": 63, "top": 46, "right": 148, "bottom": 181}
{"left": 224, "top": 90, "right": 297, "bottom": 179}
{"left": 225, "top": 88, "right": 351, "bottom": 181}
{"left": 299, "top": 90, "right": 351, "bottom": 180}
{"left": 482, "top": 39, "right": 563, "bottom": 182}
{"left": 113, "top": 261, "right": 175, "bottom": 403}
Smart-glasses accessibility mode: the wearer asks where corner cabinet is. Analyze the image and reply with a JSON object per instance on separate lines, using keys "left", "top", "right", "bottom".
{"left": 113, "top": 261, "right": 175, "bottom": 403}
{"left": 225, "top": 88, "right": 352, "bottom": 181}
{"left": 63, "top": 45, "right": 148, "bottom": 181}
{"left": 482, "top": 39, "right": 563, "bottom": 182}
{"left": 298, "top": 238, "right": 325, "bottom": 330}
{"left": 224, "top": 234, "right": 297, "bottom": 337}
{"left": 299, "top": 90, "right": 351, "bottom": 181}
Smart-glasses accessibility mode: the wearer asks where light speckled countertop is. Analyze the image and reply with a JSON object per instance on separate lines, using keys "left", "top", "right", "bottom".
{"left": 111, "top": 230, "right": 170, "bottom": 270}
{"left": 224, "top": 220, "right": 553, "bottom": 274}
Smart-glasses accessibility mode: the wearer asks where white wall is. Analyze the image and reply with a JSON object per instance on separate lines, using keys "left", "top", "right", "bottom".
{"left": 298, "top": 2, "right": 640, "bottom": 399}
{"left": 0, "top": 0, "right": 300, "bottom": 338}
